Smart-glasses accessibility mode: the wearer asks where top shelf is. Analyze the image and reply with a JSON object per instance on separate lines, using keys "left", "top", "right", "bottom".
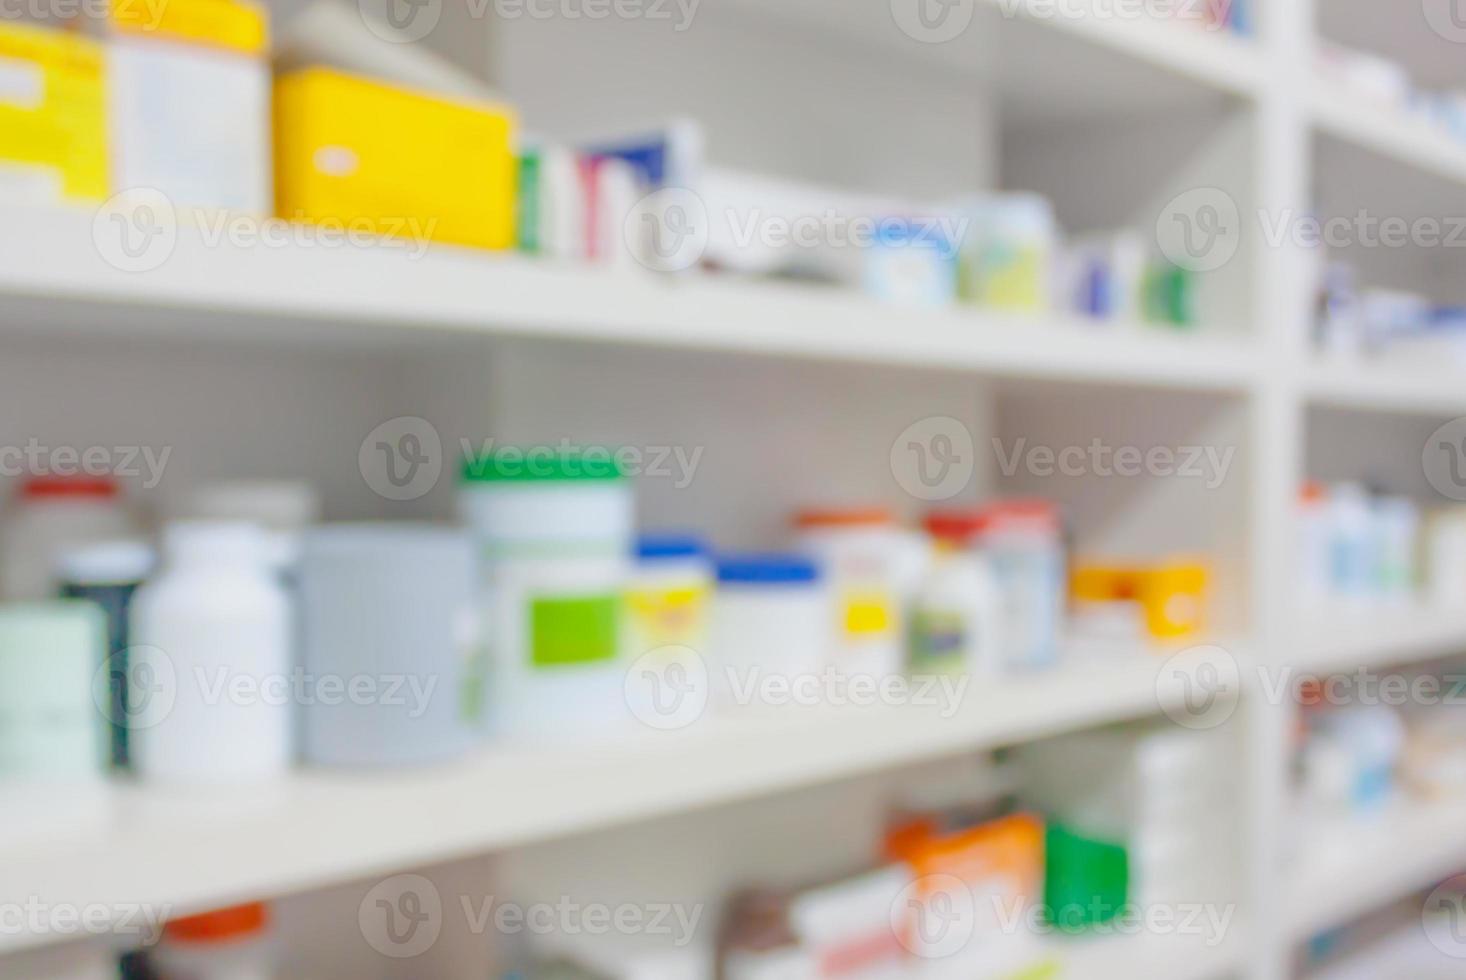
{"left": 721, "top": 0, "right": 1261, "bottom": 122}
{"left": 0, "top": 204, "right": 1255, "bottom": 394}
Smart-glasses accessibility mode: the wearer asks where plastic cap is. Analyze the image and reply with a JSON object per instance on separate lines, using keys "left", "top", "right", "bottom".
{"left": 164, "top": 903, "right": 268, "bottom": 944}
{"left": 637, "top": 533, "right": 708, "bottom": 562}
{"left": 461, "top": 447, "right": 626, "bottom": 482}
{"left": 929, "top": 500, "right": 1060, "bottom": 541}
{"left": 21, "top": 476, "right": 119, "bottom": 501}
{"left": 162, "top": 521, "right": 266, "bottom": 566}
{"left": 794, "top": 508, "right": 894, "bottom": 529}
{"left": 184, "top": 480, "right": 320, "bottom": 531}
{"left": 716, "top": 554, "right": 820, "bottom": 585}
{"left": 55, "top": 539, "right": 155, "bottom": 586}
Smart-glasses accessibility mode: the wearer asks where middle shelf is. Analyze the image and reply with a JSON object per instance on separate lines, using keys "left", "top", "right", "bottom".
{"left": 0, "top": 645, "right": 1240, "bottom": 955}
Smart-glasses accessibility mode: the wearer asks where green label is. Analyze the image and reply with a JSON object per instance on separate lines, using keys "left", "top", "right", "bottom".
{"left": 531, "top": 594, "right": 620, "bottom": 668}
{"left": 909, "top": 608, "right": 966, "bottom": 674}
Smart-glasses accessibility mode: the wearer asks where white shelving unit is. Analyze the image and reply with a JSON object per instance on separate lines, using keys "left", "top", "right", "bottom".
{"left": 0, "top": 652, "right": 1231, "bottom": 956}
{"left": 3, "top": 1, "right": 1466, "bottom": 978}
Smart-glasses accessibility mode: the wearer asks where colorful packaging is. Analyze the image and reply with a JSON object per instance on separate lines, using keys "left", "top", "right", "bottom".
{"left": 0, "top": 23, "right": 107, "bottom": 203}
{"left": 274, "top": 67, "right": 516, "bottom": 251}
{"left": 795, "top": 509, "right": 905, "bottom": 680}
{"left": 892, "top": 813, "right": 1046, "bottom": 964}
{"left": 627, "top": 534, "right": 712, "bottom": 658}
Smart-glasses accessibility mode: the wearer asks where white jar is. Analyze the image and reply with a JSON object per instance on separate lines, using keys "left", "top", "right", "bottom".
{"left": 710, "top": 555, "right": 827, "bottom": 712}
{"left": 459, "top": 448, "right": 633, "bottom": 739}
{"left": 794, "top": 510, "right": 904, "bottom": 681}
{"left": 908, "top": 532, "right": 1002, "bottom": 678}
{"left": 130, "top": 522, "right": 291, "bottom": 783}
{"left": 1, "top": 476, "right": 137, "bottom": 601}
{"left": 627, "top": 534, "right": 713, "bottom": 659}
{"left": 154, "top": 903, "right": 275, "bottom": 980}
{"left": 934, "top": 503, "right": 1065, "bottom": 672}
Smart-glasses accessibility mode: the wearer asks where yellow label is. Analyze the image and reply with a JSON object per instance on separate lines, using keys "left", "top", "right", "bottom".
{"left": 843, "top": 591, "right": 893, "bottom": 637}
{"left": 626, "top": 585, "right": 709, "bottom": 651}
{"left": 0, "top": 23, "right": 106, "bottom": 202}
{"left": 111, "top": 0, "right": 268, "bottom": 56}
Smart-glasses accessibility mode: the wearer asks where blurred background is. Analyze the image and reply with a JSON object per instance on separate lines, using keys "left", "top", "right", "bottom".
{"left": 1, "top": 1, "right": 1465, "bottom": 978}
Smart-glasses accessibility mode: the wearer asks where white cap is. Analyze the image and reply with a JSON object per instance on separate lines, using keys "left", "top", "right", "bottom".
{"left": 179, "top": 480, "right": 321, "bottom": 532}
{"left": 55, "top": 539, "right": 155, "bottom": 586}
{"left": 163, "top": 521, "right": 267, "bottom": 566}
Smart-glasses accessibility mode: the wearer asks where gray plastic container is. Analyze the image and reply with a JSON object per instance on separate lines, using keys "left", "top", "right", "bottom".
{"left": 299, "top": 524, "right": 482, "bottom": 767}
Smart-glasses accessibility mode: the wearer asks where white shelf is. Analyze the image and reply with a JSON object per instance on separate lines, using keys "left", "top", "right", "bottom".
{"left": 1303, "top": 361, "right": 1466, "bottom": 416}
{"left": 917, "top": 930, "right": 1241, "bottom": 980}
{"left": 1290, "top": 797, "right": 1466, "bottom": 941}
{"left": 0, "top": 651, "right": 1235, "bottom": 954}
{"left": 724, "top": 0, "right": 1261, "bottom": 120}
{"left": 0, "top": 204, "right": 1255, "bottom": 394}
{"left": 1311, "top": 82, "right": 1466, "bottom": 190}
{"left": 1001, "top": 1, "right": 1262, "bottom": 102}
{"left": 1294, "top": 607, "right": 1466, "bottom": 674}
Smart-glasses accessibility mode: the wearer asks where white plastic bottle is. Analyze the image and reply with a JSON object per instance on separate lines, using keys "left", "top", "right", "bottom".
{"left": 909, "top": 520, "right": 1002, "bottom": 677}
{"left": 130, "top": 523, "right": 291, "bottom": 783}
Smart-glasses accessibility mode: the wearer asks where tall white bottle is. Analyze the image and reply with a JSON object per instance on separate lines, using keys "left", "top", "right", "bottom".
{"left": 130, "top": 522, "right": 291, "bottom": 782}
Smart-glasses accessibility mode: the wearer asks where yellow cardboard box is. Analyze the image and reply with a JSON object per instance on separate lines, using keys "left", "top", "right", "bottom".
{"left": 0, "top": 23, "right": 107, "bottom": 202}
{"left": 109, "top": 0, "right": 268, "bottom": 55}
{"left": 274, "top": 68, "right": 517, "bottom": 251}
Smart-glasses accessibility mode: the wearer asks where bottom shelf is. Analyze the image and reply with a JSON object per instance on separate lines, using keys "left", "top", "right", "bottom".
{"left": 916, "top": 930, "right": 1241, "bottom": 979}
{"left": 0, "top": 647, "right": 1239, "bottom": 954}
